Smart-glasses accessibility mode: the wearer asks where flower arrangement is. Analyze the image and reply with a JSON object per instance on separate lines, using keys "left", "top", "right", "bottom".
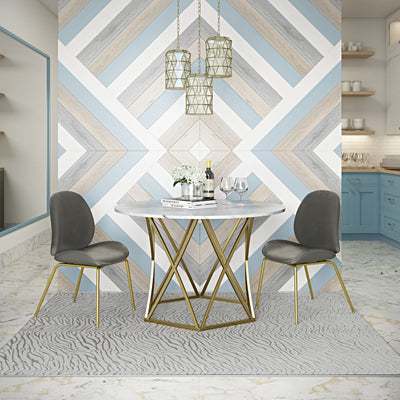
{"left": 172, "top": 164, "right": 206, "bottom": 186}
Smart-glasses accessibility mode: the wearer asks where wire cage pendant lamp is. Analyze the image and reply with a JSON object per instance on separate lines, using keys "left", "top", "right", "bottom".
{"left": 165, "top": 0, "right": 191, "bottom": 90}
{"left": 186, "top": 0, "right": 213, "bottom": 115}
{"left": 205, "top": 0, "right": 232, "bottom": 78}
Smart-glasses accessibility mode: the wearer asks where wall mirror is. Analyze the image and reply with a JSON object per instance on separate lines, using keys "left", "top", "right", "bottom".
{"left": 0, "top": 25, "right": 50, "bottom": 236}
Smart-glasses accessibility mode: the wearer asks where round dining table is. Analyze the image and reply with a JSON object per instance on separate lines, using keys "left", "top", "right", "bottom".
{"left": 115, "top": 200, "right": 285, "bottom": 331}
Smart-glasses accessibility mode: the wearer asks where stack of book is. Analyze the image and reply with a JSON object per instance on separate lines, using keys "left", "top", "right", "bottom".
{"left": 161, "top": 198, "right": 217, "bottom": 209}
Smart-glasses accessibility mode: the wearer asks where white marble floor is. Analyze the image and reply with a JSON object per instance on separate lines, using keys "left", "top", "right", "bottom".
{"left": 0, "top": 241, "right": 399, "bottom": 399}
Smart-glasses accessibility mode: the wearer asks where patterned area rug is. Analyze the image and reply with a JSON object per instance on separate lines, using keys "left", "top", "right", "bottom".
{"left": 0, "top": 292, "right": 399, "bottom": 376}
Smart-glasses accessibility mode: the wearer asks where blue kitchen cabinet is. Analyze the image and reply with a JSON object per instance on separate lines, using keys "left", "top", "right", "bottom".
{"left": 380, "top": 173, "right": 400, "bottom": 242}
{"left": 342, "top": 173, "right": 380, "bottom": 233}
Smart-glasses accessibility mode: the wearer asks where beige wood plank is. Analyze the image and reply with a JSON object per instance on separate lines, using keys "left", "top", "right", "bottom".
{"left": 158, "top": 114, "right": 199, "bottom": 149}
{"left": 200, "top": 114, "right": 242, "bottom": 150}
{"left": 170, "top": 121, "right": 199, "bottom": 151}
{"left": 224, "top": 71, "right": 272, "bottom": 118}
{"left": 310, "top": 0, "right": 341, "bottom": 31}
{"left": 59, "top": 83, "right": 125, "bottom": 150}
{"left": 199, "top": 121, "right": 230, "bottom": 151}
{"left": 88, "top": 0, "right": 172, "bottom": 76}
{"left": 274, "top": 151, "right": 328, "bottom": 191}
{"left": 275, "top": 84, "right": 341, "bottom": 150}
{"left": 158, "top": 152, "right": 181, "bottom": 175}
{"left": 129, "top": 183, "right": 152, "bottom": 202}
{"left": 228, "top": 0, "right": 313, "bottom": 76}
{"left": 71, "top": 151, "right": 125, "bottom": 194}
{"left": 129, "top": 73, "right": 165, "bottom": 118}
{"left": 59, "top": 0, "right": 90, "bottom": 31}
{"left": 248, "top": 183, "right": 272, "bottom": 202}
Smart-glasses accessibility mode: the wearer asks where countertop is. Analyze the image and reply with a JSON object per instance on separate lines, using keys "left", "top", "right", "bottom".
{"left": 342, "top": 167, "right": 400, "bottom": 176}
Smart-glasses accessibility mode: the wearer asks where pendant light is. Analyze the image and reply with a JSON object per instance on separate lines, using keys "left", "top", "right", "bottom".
{"left": 186, "top": 0, "right": 213, "bottom": 115}
{"left": 205, "top": 0, "right": 232, "bottom": 78}
{"left": 165, "top": 0, "right": 191, "bottom": 90}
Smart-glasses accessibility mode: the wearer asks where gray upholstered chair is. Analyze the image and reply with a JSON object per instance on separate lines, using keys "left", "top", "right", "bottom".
{"left": 34, "top": 191, "right": 135, "bottom": 327}
{"left": 256, "top": 190, "right": 354, "bottom": 324}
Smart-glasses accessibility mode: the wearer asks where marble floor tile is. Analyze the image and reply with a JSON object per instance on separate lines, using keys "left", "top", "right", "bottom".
{"left": 0, "top": 241, "right": 399, "bottom": 399}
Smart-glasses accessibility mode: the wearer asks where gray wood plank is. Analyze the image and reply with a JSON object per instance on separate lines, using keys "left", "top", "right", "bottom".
{"left": 294, "top": 103, "right": 340, "bottom": 151}
{"left": 329, "top": 0, "right": 341, "bottom": 11}
{"left": 249, "top": 0, "right": 322, "bottom": 66}
{"left": 58, "top": 151, "right": 105, "bottom": 191}
{"left": 77, "top": 0, "right": 153, "bottom": 66}
{"left": 58, "top": 103, "right": 105, "bottom": 151}
{"left": 58, "top": 0, "right": 71, "bottom": 11}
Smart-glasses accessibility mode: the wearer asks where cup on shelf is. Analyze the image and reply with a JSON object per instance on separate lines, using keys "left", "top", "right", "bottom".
{"left": 356, "top": 42, "right": 363, "bottom": 51}
{"left": 352, "top": 80, "right": 362, "bottom": 91}
{"left": 342, "top": 118, "right": 350, "bottom": 130}
{"left": 352, "top": 118, "right": 365, "bottom": 130}
{"left": 350, "top": 44, "right": 358, "bottom": 52}
{"left": 348, "top": 41, "right": 355, "bottom": 49}
{"left": 342, "top": 42, "right": 347, "bottom": 51}
{"left": 342, "top": 80, "right": 352, "bottom": 91}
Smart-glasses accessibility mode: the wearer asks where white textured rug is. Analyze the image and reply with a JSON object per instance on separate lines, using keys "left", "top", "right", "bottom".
{"left": 0, "top": 292, "right": 399, "bottom": 376}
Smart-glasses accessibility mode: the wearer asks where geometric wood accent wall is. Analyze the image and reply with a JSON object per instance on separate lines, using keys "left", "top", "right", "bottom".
{"left": 58, "top": 0, "right": 341, "bottom": 293}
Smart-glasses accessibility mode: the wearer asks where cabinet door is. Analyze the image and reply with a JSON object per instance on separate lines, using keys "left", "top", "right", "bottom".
{"left": 341, "top": 188, "right": 354, "bottom": 233}
{"left": 386, "top": 53, "right": 400, "bottom": 133}
{"left": 354, "top": 187, "right": 380, "bottom": 233}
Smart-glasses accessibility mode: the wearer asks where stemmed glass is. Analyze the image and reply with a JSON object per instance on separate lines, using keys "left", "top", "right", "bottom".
{"left": 220, "top": 177, "right": 234, "bottom": 205}
{"left": 234, "top": 177, "right": 248, "bottom": 206}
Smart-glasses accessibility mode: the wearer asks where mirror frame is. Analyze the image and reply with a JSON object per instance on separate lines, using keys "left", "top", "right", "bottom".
{"left": 0, "top": 25, "right": 50, "bottom": 237}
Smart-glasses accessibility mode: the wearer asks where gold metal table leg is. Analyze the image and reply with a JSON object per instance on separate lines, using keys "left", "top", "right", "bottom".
{"left": 144, "top": 216, "right": 257, "bottom": 331}
{"left": 73, "top": 267, "right": 84, "bottom": 303}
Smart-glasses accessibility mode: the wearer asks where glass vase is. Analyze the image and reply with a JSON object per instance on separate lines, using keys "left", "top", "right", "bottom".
{"left": 181, "top": 183, "right": 203, "bottom": 200}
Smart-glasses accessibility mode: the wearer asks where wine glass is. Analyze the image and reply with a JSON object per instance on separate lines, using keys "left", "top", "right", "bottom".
{"left": 234, "top": 177, "right": 248, "bottom": 206}
{"left": 220, "top": 177, "right": 234, "bottom": 205}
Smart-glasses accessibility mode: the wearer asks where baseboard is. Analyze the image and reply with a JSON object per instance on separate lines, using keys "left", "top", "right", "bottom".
{"left": 342, "top": 233, "right": 400, "bottom": 249}
{"left": 0, "top": 228, "right": 51, "bottom": 271}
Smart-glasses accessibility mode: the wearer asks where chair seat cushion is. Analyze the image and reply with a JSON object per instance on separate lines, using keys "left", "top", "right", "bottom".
{"left": 55, "top": 241, "right": 129, "bottom": 267}
{"left": 262, "top": 240, "right": 335, "bottom": 265}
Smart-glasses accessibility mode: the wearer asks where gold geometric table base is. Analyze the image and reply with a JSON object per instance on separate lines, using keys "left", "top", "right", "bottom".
{"left": 144, "top": 217, "right": 255, "bottom": 331}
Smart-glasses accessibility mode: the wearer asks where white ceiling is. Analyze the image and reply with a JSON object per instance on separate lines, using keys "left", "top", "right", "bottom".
{"left": 37, "top": 0, "right": 58, "bottom": 16}
{"left": 342, "top": 0, "right": 400, "bottom": 18}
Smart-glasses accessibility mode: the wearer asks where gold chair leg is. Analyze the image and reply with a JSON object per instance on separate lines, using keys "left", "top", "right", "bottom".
{"left": 304, "top": 265, "right": 314, "bottom": 300}
{"left": 124, "top": 259, "right": 135, "bottom": 310}
{"left": 329, "top": 260, "right": 355, "bottom": 313}
{"left": 256, "top": 258, "right": 266, "bottom": 309}
{"left": 73, "top": 267, "right": 84, "bottom": 303}
{"left": 34, "top": 264, "right": 62, "bottom": 317}
{"left": 294, "top": 266, "right": 299, "bottom": 325}
{"left": 96, "top": 268, "right": 100, "bottom": 328}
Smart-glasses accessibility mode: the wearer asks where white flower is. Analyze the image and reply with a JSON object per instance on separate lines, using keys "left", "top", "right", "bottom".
{"left": 172, "top": 165, "right": 206, "bottom": 186}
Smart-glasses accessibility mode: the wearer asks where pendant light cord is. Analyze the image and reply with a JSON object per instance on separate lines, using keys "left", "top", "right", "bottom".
{"left": 198, "top": 0, "right": 201, "bottom": 74}
{"left": 177, "top": 0, "right": 180, "bottom": 49}
{"left": 218, "top": 0, "right": 221, "bottom": 35}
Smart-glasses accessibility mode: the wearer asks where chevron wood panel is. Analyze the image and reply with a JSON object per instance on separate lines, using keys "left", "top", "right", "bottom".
{"left": 58, "top": 0, "right": 342, "bottom": 295}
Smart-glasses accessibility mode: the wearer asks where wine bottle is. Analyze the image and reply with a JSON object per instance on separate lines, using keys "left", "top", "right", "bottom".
{"left": 203, "top": 159, "right": 214, "bottom": 199}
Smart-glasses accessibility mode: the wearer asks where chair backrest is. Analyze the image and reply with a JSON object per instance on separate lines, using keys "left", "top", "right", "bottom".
{"left": 294, "top": 190, "right": 340, "bottom": 253}
{"left": 50, "top": 191, "right": 94, "bottom": 256}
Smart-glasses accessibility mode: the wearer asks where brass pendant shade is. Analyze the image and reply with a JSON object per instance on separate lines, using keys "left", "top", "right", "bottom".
{"left": 186, "top": 73, "right": 213, "bottom": 115}
{"left": 185, "top": 0, "right": 213, "bottom": 115}
{"left": 165, "top": 0, "right": 191, "bottom": 90}
{"left": 165, "top": 49, "right": 191, "bottom": 89}
{"left": 205, "top": 36, "right": 232, "bottom": 78}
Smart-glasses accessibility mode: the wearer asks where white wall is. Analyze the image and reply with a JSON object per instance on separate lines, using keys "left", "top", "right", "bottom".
{"left": 0, "top": 0, "right": 57, "bottom": 254}
{"left": 342, "top": 18, "right": 400, "bottom": 165}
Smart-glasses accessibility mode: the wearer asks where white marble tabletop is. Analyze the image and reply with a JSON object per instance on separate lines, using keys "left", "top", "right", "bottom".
{"left": 115, "top": 200, "right": 285, "bottom": 220}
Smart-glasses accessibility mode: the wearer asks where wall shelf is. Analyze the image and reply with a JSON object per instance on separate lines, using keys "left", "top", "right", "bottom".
{"left": 342, "top": 91, "right": 375, "bottom": 97}
{"left": 342, "top": 130, "right": 375, "bottom": 135}
{"left": 342, "top": 51, "right": 375, "bottom": 58}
